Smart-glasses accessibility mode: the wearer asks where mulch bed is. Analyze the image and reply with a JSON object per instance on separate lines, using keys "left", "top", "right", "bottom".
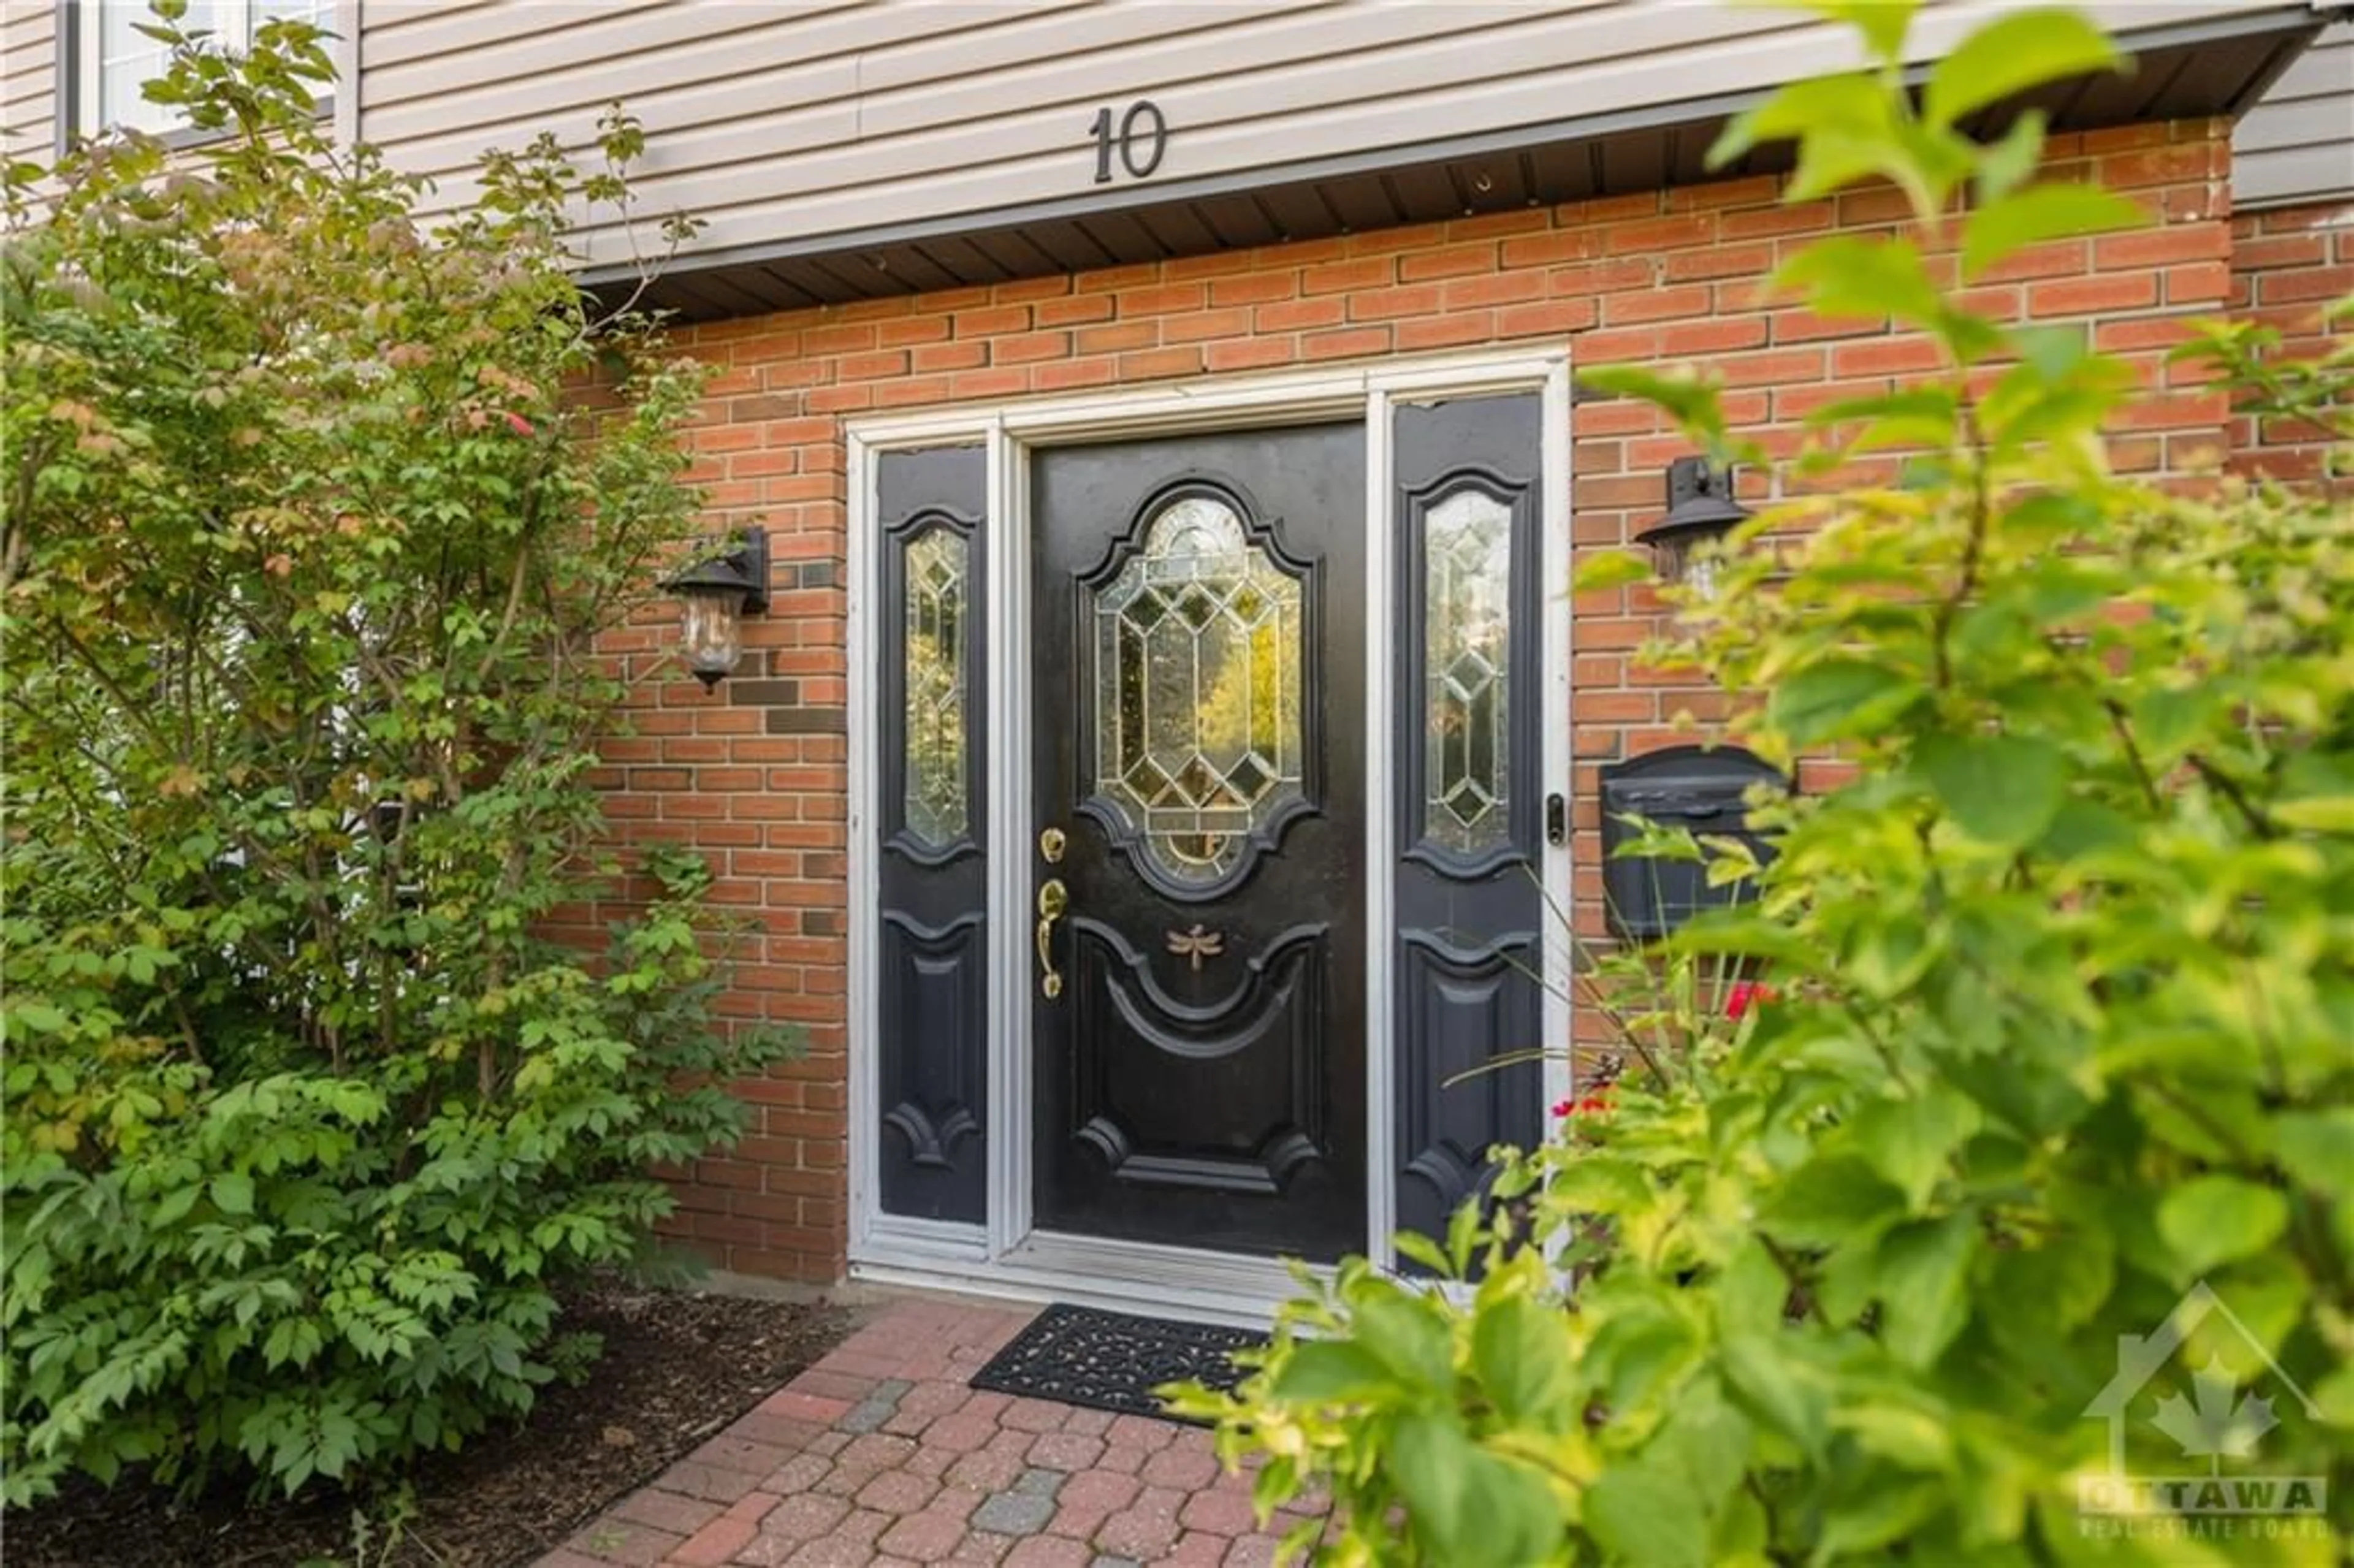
{"left": 9, "top": 1281, "right": 858, "bottom": 1568}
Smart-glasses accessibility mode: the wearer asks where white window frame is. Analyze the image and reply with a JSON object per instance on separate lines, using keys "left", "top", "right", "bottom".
{"left": 67, "top": 0, "right": 345, "bottom": 144}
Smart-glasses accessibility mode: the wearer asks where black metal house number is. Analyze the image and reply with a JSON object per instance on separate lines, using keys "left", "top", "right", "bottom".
{"left": 1090, "top": 100, "right": 1168, "bottom": 184}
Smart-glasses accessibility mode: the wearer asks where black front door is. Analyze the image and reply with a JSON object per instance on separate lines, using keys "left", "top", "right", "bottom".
{"left": 1030, "top": 424, "right": 1366, "bottom": 1260}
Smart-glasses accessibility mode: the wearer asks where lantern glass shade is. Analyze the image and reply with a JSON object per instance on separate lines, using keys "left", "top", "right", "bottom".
{"left": 664, "top": 527, "right": 769, "bottom": 689}
{"left": 1655, "top": 534, "right": 1719, "bottom": 599}
{"left": 680, "top": 587, "right": 748, "bottom": 688}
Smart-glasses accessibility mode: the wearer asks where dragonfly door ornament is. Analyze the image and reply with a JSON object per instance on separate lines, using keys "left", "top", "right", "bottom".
{"left": 1165, "top": 924, "right": 1225, "bottom": 972}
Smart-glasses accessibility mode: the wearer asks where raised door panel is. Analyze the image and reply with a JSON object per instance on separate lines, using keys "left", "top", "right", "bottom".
{"left": 1064, "top": 917, "right": 1329, "bottom": 1198}
{"left": 1396, "top": 931, "right": 1542, "bottom": 1243}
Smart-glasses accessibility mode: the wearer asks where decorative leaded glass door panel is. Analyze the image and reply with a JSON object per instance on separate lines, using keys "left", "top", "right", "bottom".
{"left": 1030, "top": 426, "right": 1366, "bottom": 1260}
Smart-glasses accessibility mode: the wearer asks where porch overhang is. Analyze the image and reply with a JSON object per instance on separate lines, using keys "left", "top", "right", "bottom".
{"left": 585, "top": 7, "right": 2331, "bottom": 324}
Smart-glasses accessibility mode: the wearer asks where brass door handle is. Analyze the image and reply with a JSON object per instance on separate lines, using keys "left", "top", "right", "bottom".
{"left": 1035, "top": 877, "right": 1068, "bottom": 999}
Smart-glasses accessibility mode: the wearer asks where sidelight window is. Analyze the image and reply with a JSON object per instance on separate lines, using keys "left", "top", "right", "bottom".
{"left": 901, "top": 525, "right": 970, "bottom": 846}
{"left": 1421, "top": 487, "right": 1514, "bottom": 854}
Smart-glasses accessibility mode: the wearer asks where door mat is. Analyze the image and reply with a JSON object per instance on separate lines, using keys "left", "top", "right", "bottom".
{"left": 969, "top": 1303, "right": 1268, "bottom": 1423}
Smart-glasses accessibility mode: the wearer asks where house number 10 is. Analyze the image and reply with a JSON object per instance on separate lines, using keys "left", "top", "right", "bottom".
{"left": 1089, "top": 100, "right": 1168, "bottom": 184}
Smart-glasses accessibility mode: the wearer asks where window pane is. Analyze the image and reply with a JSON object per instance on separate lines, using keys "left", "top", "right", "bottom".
{"left": 97, "top": 0, "right": 216, "bottom": 132}
{"left": 1423, "top": 489, "right": 1513, "bottom": 854}
{"left": 93, "top": 0, "right": 326, "bottom": 135}
{"left": 902, "top": 527, "right": 969, "bottom": 846}
{"left": 1092, "top": 495, "right": 1302, "bottom": 885}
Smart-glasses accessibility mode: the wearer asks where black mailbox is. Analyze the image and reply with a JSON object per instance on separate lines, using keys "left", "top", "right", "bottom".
{"left": 1599, "top": 745, "right": 1790, "bottom": 939}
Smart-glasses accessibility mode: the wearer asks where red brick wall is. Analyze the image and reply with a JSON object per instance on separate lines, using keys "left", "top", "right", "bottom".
{"left": 586, "top": 117, "right": 2238, "bottom": 1285}
{"left": 2227, "top": 197, "right": 2354, "bottom": 482}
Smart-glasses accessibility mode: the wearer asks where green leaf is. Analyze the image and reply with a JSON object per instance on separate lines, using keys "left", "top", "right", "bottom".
{"left": 1583, "top": 1452, "right": 1712, "bottom": 1568}
{"left": 1770, "top": 237, "right": 1943, "bottom": 324}
{"left": 1846, "top": 912, "right": 1936, "bottom": 1000}
{"left": 1574, "top": 549, "right": 1656, "bottom": 592}
{"left": 1875, "top": 1214, "right": 1976, "bottom": 1367}
{"left": 1976, "top": 109, "right": 2050, "bottom": 202}
{"left": 1265, "top": 1341, "right": 1398, "bottom": 1406}
{"left": 1348, "top": 1289, "right": 1456, "bottom": 1398}
{"left": 1575, "top": 364, "right": 1727, "bottom": 440}
{"left": 1389, "top": 1414, "right": 1561, "bottom": 1568}
{"left": 1469, "top": 1293, "right": 1577, "bottom": 1428}
{"left": 1647, "top": 1384, "right": 1752, "bottom": 1521}
{"left": 2313, "top": 1363, "right": 2354, "bottom": 1432}
{"left": 1816, "top": 1471, "right": 1947, "bottom": 1558}
{"left": 1835, "top": 1399, "right": 1956, "bottom": 1475}
{"left": 2272, "top": 1109, "right": 2354, "bottom": 1196}
{"left": 1766, "top": 659, "right": 1922, "bottom": 748}
{"left": 1588, "top": 1302, "right": 1704, "bottom": 1415}
{"left": 1715, "top": 1238, "right": 1794, "bottom": 1334}
{"left": 1992, "top": 1225, "right": 2114, "bottom": 1332}
{"left": 9, "top": 1000, "right": 69, "bottom": 1034}
{"left": 1766, "top": 1155, "right": 1906, "bottom": 1248}
{"left": 2272, "top": 794, "right": 2354, "bottom": 833}
{"left": 1712, "top": 74, "right": 1887, "bottom": 170}
{"left": 1849, "top": 1087, "right": 1980, "bottom": 1208}
{"left": 150, "top": 1184, "right": 202, "bottom": 1228}
{"left": 2157, "top": 1176, "right": 2288, "bottom": 1275}
{"left": 1925, "top": 10, "right": 2122, "bottom": 130}
{"left": 1390, "top": 1228, "right": 1458, "bottom": 1277}
{"left": 2011, "top": 322, "right": 2097, "bottom": 384}
{"left": 1789, "top": 131, "right": 1922, "bottom": 210}
{"left": 1917, "top": 732, "right": 2068, "bottom": 849}
{"left": 1718, "top": 1333, "right": 1827, "bottom": 1463}
{"left": 1804, "top": 387, "right": 1959, "bottom": 450}
{"left": 1960, "top": 184, "right": 2147, "bottom": 282}
{"left": 211, "top": 1172, "right": 254, "bottom": 1216}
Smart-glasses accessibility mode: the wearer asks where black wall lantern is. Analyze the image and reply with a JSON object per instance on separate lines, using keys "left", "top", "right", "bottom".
{"left": 1635, "top": 456, "right": 1751, "bottom": 598}
{"left": 666, "top": 527, "right": 769, "bottom": 688}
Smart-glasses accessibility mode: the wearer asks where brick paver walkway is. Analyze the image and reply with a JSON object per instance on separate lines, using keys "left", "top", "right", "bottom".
{"left": 541, "top": 1295, "right": 1325, "bottom": 1567}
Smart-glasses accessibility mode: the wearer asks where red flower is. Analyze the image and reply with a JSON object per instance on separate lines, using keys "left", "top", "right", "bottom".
{"left": 503, "top": 411, "right": 535, "bottom": 436}
{"left": 1726, "top": 980, "right": 1777, "bottom": 1020}
{"left": 1553, "top": 1089, "right": 1615, "bottom": 1119}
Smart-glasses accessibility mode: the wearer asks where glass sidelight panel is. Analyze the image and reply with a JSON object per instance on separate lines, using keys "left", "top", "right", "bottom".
{"left": 1091, "top": 494, "right": 1303, "bottom": 885}
{"left": 1392, "top": 396, "right": 1544, "bottom": 1262}
{"left": 1423, "top": 489, "right": 1514, "bottom": 854}
{"left": 902, "top": 526, "right": 970, "bottom": 846}
{"left": 875, "top": 446, "right": 987, "bottom": 1225}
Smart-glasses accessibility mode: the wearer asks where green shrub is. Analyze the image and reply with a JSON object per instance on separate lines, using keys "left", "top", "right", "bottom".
{"left": 1177, "top": 4, "right": 2353, "bottom": 1563}
{"left": 1, "top": 7, "right": 788, "bottom": 1501}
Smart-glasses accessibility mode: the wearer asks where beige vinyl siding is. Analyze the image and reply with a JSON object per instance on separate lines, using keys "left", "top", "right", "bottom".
{"left": 2, "top": 0, "right": 59, "bottom": 173}
{"left": 2235, "top": 22, "right": 2352, "bottom": 208}
{"left": 353, "top": 0, "right": 2298, "bottom": 273}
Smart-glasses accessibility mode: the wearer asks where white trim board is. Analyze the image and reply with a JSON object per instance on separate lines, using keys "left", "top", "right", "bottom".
{"left": 1360, "top": 384, "right": 1400, "bottom": 1273}
{"left": 852, "top": 1230, "right": 1332, "bottom": 1329}
{"left": 845, "top": 348, "right": 1574, "bottom": 1324}
{"left": 845, "top": 426, "right": 879, "bottom": 1260}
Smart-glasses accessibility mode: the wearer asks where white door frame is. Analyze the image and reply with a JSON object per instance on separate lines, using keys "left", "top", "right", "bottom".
{"left": 845, "top": 348, "right": 1574, "bottom": 1325}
